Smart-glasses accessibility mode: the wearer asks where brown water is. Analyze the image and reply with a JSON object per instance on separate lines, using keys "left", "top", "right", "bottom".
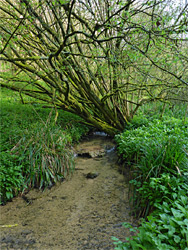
{"left": 0, "top": 135, "right": 136, "bottom": 250}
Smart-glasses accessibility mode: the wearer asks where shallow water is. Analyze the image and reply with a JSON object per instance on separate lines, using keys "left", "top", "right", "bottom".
{"left": 0, "top": 135, "right": 136, "bottom": 250}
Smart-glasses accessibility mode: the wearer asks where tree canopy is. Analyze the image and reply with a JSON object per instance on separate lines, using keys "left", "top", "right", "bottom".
{"left": 0, "top": 0, "right": 188, "bottom": 135}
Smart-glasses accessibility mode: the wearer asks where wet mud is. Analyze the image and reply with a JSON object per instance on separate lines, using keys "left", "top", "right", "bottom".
{"left": 0, "top": 135, "right": 136, "bottom": 250}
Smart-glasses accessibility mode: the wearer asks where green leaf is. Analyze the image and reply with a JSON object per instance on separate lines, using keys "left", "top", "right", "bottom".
{"left": 111, "top": 236, "right": 120, "bottom": 241}
{"left": 6, "top": 192, "right": 13, "bottom": 200}
{"left": 171, "top": 208, "right": 184, "bottom": 219}
{"left": 174, "top": 235, "right": 181, "bottom": 243}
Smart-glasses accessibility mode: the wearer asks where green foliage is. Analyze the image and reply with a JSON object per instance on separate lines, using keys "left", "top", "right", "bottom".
{"left": 116, "top": 117, "right": 187, "bottom": 165}
{"left": 1, "top": 0, "right": 187, "bottom": 135}
{"left": 0, "top": 152, "right": 25, "bottom": 204}
{"left": 0, "top": 88, "right": 89, "bottom": 204}
{"left": 113, "top": 193, "right": 188, "bottom": 250}
{"left": 137, "top": 173, "right": 188, "bottom": 208}
{"left": 114, "top": 108, "right": 188, "bottom": 249}
{"left": 0, "top": 88, "right": 89, "bottom": 148}
{"left": 139, "top": 102, "right": 188, "bottom": 121}
{"left": 116, "top": 116, "right": 188, "bottom": 216}
{"left": 57, "top": 111, "right": 90, "bottom": 143}
{"left": 126, "top": 115, "right": 149, "bottom": 129}
{"left": 11, "top": 122, "right": 75, "bottom": 190}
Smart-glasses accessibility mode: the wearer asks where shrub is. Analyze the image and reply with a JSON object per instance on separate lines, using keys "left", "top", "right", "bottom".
{"left": 0, "top": 152, "right": 25, "bottom": 204}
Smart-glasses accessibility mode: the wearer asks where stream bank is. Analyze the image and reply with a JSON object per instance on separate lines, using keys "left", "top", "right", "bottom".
{"left": 0, "top": 134, "right": 136, "bottom": 250}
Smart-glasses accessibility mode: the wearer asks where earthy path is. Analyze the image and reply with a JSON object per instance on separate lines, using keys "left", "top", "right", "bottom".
{"left": 0, "top": 135, "right": 135, "bottom": 250}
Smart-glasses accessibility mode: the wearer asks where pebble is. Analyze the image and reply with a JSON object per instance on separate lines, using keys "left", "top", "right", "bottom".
{"left": 21, "top": 229, "right": 32, "bottom": 235}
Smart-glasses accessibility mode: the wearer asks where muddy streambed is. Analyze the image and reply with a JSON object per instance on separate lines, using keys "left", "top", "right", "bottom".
{"left": 0, "top": 134, "right": 136, "bottom": 250}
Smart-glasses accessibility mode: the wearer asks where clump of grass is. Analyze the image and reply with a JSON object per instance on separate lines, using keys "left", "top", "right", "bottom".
{"left": 11, "top": 121, "right": 75, "bottom": 190}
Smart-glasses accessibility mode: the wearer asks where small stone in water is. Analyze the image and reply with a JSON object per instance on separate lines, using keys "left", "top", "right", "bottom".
{"left": 86, "top": 172, "right": 99, "bottom": 179}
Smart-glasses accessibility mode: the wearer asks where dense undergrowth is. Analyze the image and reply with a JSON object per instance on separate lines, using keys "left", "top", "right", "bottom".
{"left": 0, "top": 88, "right": 89, "bottom": 204}
{"left": 113, "top": 103, "right": 188, "bottom": 250}
{"left": 1, "top": 86, "right": 188, "bottom": 249}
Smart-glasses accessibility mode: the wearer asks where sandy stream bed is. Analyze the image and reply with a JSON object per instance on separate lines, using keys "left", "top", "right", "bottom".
{"left": 0, "top": 135, "right": 136, "bottom": 250}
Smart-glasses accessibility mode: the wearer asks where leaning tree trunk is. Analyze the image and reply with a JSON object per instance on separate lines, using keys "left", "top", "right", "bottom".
{"left": 0, "top": 0, "right": 187, "bottom": 135}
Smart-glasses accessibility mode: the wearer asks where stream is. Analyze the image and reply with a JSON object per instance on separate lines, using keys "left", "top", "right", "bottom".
{"left": 0, "top": 134, "right": 136, "bottom": 250}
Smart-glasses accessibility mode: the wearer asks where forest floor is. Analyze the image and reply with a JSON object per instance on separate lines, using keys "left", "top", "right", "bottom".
{"left": 0, "top": 135, "right": 136, "bottom": 250}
